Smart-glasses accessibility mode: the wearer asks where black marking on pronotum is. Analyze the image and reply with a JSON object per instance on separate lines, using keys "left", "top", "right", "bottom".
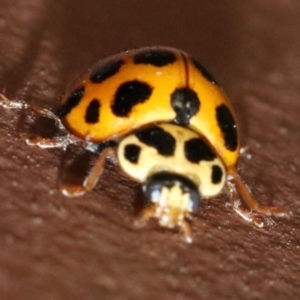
{"left": 134, "top": 48, "right": 176, "bottom": 67}
{"left": 85, "top": 99, "right": 100, "bottom": 124}
{"left": 124, "top": 144, "right": 141, "bottom": 164}
{"left": 211, "top": 165, "right": 223, "bottom": 184}
{"left": 57, "top": 86, "right": 85, "bottom": 118}
{"left": 90, "top": 59, "right": 124, "bottom": 83}
{"left": 184, "top": 138, "right": 216, "bottom": 163}
{"left": 111, "top": 80, "right": 153, "bottom": 117}
{"left": 191, "top": 58, "right": 218, "bottom": 85}
{"left": 216, "top": 104, "right": 238, "bottom": 151}
{"left": 170, "top": 87, "right": 200, "bottom": 126}
{"left": 136, "top": 126, "right": 176, "bottom": 156}
{"left": 143, "top": 171, "right": 200, "bottom": 211}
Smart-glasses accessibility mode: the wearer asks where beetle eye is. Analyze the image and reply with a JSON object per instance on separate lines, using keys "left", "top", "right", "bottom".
{"left": 142, "top": 172, "right": 200, "bottom": 211}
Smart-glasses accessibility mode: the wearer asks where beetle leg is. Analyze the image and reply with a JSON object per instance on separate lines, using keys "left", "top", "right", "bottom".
{"left": 22, "top": 134, "right": 78, "bottom": 151}
{"left": 0, "top": 93, "right": 63, "bottom": 127}
{"left": 227, "top": 168, "right": 290, "bottom": 226}
{"left": 135, "top": 205, "right": 157, "bottom": 226}
{"left": 60, "top": 147, "right": 115, "bottom": 197}
{"left": 179, "top": 220, "right": 193, "bottom": 243}
{"left": 0, "top": 93, "right": 28, "bottom": 110}
{"left": 0, "top": 93, "right": 77, "bottom": 149}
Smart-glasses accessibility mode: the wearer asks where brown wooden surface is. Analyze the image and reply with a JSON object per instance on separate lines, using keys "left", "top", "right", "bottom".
{"left": 0, "top": 1, "right": 300, "bottom": 299}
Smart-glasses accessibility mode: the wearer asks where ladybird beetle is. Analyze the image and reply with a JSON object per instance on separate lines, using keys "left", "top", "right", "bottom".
{"left": 0, "top": 46, "right": 288, "bottom": 242}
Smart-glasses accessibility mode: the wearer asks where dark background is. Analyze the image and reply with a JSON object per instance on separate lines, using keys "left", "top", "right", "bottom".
{"left": 0, "top": 1, "right": 300, "bottom": 299}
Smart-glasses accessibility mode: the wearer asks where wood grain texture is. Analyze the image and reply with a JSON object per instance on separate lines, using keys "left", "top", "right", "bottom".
{"left": 0, "top": 1, "right": 299, "bottom": 299}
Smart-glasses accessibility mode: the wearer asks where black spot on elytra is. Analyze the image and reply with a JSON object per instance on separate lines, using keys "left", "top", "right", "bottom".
{"left": 134, "top": 49, "right": 176, "bottom": 67}
{"left": 85, "top": 99, "right": 100, "bottom": 124}
{"left": 191, "top": 58, "right": 218, "bottom": 85}
{"left": 211, "top": 165, "right": 223, "bottom": 184}
{"left": 57, "top": 86, "right": 85, "bottom": 118}
{"left": 90, "top": 59, "right": 124, "bottom": 83}
{"left": 111, "top": 80, "right": 153, "bottom": 117}
{"left": 136, "top": 126, "right": 175, "bottom": 156}
{"left": 184, "top": 138, "right": 216, "bottom": 163}
{"left": 171, "top": 87, "right": 200, "bottom": 126}
{"left": 124, "top": 144, "right": 141, "bottom": 163}
{"left": 216, "top": 104, "right": 238, "bottom": 151}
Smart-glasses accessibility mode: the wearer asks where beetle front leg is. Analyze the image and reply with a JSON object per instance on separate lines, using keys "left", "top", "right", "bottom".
{"left": 227, "top": 167, "right": 290, "bottom": 227}
{"left": 60, "top": 147, "right": 115, "bottom": 197}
